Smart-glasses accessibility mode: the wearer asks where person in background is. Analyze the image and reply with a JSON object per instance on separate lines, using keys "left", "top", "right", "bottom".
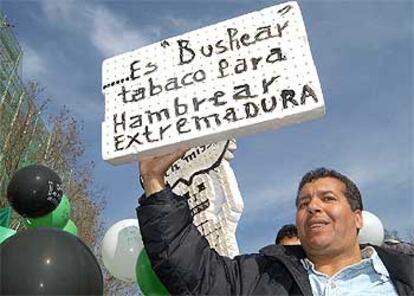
{"left": 275, "top": 224, "right": 300, "bottom": 246}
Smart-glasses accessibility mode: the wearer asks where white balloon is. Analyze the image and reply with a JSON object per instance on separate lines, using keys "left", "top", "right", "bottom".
{"left": 359, "top": 211, "right": 384, "bottom": 246}
{"left": 101, "top": 219, "right": 143, "bottom": 282}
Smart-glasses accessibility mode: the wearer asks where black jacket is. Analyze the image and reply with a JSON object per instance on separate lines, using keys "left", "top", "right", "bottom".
{"left": 137, "top": 187, "right": 414, "bottom": 295}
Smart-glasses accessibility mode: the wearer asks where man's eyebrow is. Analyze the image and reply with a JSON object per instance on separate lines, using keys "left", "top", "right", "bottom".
{"left": 298, "top": 190, "right": 337, "bottom": 200}
{"left": 318, "top": 190, "right": 337, "bottom": 195}
{"left": 297, "top": 194, "right": 310, "bottom": 201}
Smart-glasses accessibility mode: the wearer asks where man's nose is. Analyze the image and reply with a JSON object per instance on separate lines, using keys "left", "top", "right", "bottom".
{"left": 307, "top": 198, "right": 322, "bottom": 214}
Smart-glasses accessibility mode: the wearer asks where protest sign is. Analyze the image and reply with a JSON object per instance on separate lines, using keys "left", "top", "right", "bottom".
{"left": 166, "top": 141, "right": 243, "bottom": 258}
{"left": 102, "top": 1, "right": 325, "bottom": 165}
{"left": 165, "top": 140, "right": 230, "bottom": 188}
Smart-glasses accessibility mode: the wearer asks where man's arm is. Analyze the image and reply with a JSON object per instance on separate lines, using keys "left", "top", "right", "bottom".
{"left": 137, "top": 150, "right": 262, "bottom": 295}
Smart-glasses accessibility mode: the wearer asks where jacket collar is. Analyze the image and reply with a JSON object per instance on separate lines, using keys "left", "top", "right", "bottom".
{"left": 373, "top": 245, "right": 414, "bottom": 288}
{"left": 260, "top": 244, "right": 413, "bottom": 293}
{"left": 259, "top": 244, "right": 311, "bottom": 295}
{"left": 260, "top": 244, "right": 306, "bottom": 259}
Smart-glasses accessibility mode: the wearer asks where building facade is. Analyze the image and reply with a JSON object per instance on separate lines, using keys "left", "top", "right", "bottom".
{"left": 0, "top": 10, "right": 50, "bottom": 197}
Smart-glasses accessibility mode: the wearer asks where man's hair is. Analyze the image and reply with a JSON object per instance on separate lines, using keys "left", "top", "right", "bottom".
{"left": 296, "top": 167, "right": 363, "bottom": 211}
{"left": 275, "top": 224, "right": 298, "bottom": 244}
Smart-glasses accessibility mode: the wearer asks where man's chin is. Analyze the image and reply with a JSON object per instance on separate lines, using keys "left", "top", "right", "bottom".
{"left": 304, "top": 237, "right": 332, "bottom": 251}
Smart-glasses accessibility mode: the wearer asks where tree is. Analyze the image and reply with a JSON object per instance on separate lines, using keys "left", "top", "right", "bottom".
{"left": 40, "top": 106, "right": 140, "bottom": 293}
{"left": 40, "top": 106, "right": 104, "bottom": 245}
{"left": 1, "top": 82, "right": 49, "bottom": 181}
{"left": 0, "top": 81, "right": 141, "bottom": 294}
{"left": 0, "top": 81, "right": 105, "bottom": 246}
{"left": 406, "top": 228, "right": 414, "bottom": 244}
{"left": 33, "top": 89, "right": 138, "bottom": 294}
{"left": 0, "top": 81, "right": 50, "bottom": 230}
{"left": 384, "top": 228, "right": 401, "bottom": 241}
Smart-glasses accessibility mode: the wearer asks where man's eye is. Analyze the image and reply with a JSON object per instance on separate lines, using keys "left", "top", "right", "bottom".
{"left": 323, "top": 196, "right": 336, "bottom": 201}
{"left": 298, "top": 201, "right": 309, "bottom": 208}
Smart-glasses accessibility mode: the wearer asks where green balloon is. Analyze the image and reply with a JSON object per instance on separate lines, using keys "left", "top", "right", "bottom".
{"left": 136, "top": 249, "right": 169, "bottom": 296}
{"left": 63, "top": 219, "right": 78, "bottom": 236}
{"left": 0, "top": 225, "right": 16, "bottom": 244}
{"left": 25, "top": 195, "right": 71, "bottom": 229}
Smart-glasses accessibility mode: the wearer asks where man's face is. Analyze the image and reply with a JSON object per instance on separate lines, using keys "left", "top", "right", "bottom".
{"left": 295, "top": 177, "right": 362, "bottom": 256}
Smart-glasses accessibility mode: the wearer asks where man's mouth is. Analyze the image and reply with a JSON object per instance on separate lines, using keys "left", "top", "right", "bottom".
{"left": 310, "top": 223, "right": 326, "bottom": 230}
{"left": 307, "top": 220, "right": 329, "bottom": 231}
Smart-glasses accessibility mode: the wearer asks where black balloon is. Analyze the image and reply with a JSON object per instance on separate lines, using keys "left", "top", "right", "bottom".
{"left": 0, "top": 228, "right": 103, "bottom": 295}
{"left": 7, "top": 165, "right": 63, "bottom": 218}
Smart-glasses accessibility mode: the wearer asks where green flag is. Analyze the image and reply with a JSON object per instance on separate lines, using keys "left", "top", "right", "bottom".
{"left": 0, "top": 207, "right": 12, "bottom": 228}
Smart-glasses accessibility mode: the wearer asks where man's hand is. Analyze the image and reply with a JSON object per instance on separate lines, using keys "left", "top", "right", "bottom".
{"left": 139, "top": 148, "right": 188, "bottom": 196}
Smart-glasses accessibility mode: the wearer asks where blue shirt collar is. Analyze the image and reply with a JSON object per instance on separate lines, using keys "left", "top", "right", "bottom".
{"left": 301, "top": 246, "right": 391, "bottom": 279}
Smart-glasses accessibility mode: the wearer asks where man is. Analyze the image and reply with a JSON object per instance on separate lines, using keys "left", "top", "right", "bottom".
{"left": 275, "top": 224, "right": 300, "bottom": 246}
{"left": 137, "top": 150, "right": 413, "bottom": 295}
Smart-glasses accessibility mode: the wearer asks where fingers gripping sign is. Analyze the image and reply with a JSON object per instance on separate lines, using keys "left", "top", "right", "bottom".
{"left": 139, "top": 148, "right": 188, "bottom": 195}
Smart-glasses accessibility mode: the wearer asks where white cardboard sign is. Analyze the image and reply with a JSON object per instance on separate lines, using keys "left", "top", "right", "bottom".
{"left": 165, "top": 140, "right": 230, "bottom": 188}
{"left": 165, "top": 141, "right": 243, "bottom": 258}
{"left": 102, "top": 1, "right": 325, "bottom": 165}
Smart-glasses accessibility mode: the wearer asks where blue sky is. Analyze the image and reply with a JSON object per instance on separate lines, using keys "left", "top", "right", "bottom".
{"left": 1, "top": 0, "right": 412, "bottom": 253}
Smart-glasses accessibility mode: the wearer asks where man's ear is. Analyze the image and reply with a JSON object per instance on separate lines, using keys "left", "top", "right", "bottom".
{"left": 354, "top": 209, "right": 363, "bottom": 231}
